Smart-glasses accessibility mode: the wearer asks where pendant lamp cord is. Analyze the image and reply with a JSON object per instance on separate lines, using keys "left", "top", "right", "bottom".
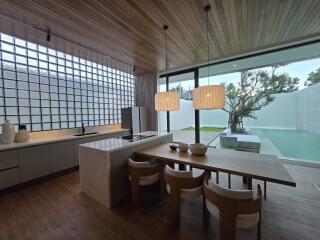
{"left": 206, "top": 5, "right": 210, "bottom": 85}
{"left": 164, "top": 25, "right": 168, "bottom": 73}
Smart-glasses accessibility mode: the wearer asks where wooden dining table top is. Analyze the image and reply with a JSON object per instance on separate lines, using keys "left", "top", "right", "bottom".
{"left": 134, "top": 142, "right": 296, "bottom": 187}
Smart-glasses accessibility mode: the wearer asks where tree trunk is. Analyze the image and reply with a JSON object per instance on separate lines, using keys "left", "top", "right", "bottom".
{"left": 229, "top": 112, "right": 240, "bottom": 133}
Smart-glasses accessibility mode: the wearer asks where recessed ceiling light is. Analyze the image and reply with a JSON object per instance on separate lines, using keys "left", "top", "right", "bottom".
{"left": 233, "top": 64, "right": 237, "bottom": 67}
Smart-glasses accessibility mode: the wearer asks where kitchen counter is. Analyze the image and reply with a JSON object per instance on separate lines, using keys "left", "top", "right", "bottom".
{"left": 0, "top": 128, "right": 129, "bottom": 151}
{"left": 80, "top": 131, "right": 170, "bottom": 153}
{"left": 79, "top": 131, "right": 173, "bottom": 208}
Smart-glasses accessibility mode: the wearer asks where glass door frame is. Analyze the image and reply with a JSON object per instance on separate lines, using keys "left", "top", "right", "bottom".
{"left": 161, "top": 68, "right": 200, "bottom": 143}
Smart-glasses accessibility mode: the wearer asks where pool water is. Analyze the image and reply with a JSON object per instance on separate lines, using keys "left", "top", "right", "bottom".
{"left": 250, "top": 128, "right": 320, "bottom": 163}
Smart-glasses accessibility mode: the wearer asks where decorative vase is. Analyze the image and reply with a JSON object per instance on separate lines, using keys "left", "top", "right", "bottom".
{"left": 1, "top": 120, "right": 15, "bottom": 144}
{"left": 15, "top": 124, "right": 30, "bottom": 143}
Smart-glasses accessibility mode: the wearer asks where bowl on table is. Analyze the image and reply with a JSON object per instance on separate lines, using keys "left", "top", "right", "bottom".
{"left": 177, "top": 143, "right": 189, "bottom": 152}
{"left": 190, "top": 143, "right": 208, "bottom": 156}
{"left": 169, "top": 144, "right": 178, "bottom": 151}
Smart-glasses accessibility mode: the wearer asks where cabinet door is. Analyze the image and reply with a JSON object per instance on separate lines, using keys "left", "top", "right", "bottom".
{"left": 0, "top": 150, "right": 19, "bottom": 171}
{"left": 19, "top": 145, "right": 50, "bottom": 182}
{"left": 0, "top": 168, "right": 20, "bottom": 190}
{"left": 50, "top": 141, "right": 75, "bottom": 173}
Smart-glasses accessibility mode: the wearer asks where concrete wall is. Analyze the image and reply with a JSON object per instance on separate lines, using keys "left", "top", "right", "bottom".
{"left": 296, "top": 83, "right": 320, "bottom": 134}
{"left": 158, "top": 83, "right": 320, "bottom": 133}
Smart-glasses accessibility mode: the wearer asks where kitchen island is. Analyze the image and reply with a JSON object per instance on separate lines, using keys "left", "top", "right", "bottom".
{"left": 79, "top": 131, "right": 173, "bottom": 208}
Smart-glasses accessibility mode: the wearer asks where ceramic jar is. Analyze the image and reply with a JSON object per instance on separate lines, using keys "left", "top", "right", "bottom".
{"left": 1, "top": 120, "right": 15, "bottom": 144}
{"left": 15, "top": 125, "right": 30, "bottom": 143}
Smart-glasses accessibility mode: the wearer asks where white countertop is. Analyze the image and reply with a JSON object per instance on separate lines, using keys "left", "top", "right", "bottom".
{"left": 0, "top": 128, "right": 129, "bottom": 151}
{"left": 80, "top": 131, "right": 172, "bottom": 153}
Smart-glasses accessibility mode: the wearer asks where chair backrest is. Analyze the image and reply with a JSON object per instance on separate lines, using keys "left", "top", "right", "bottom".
{"left": 128, "top": 158, "right": 150, "bottom": 168}
{"left": 208, "top": 180, "right": 253, "bottom": 200}
{"left": 204, "top": 175, "right": 262, "bottom": 216}
{"left": 165, "top": 165, "right": 193, "bottom": 178}
{"left": 128, "top": 158, "right": 161, "bottom": 178}
{"left": 164, "top": 165, "right": 204, "bottom": 190}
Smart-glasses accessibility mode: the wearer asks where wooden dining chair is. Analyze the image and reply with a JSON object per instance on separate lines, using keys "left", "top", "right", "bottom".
{"left": 128, "top": 158, "right": 163, "bottom": 205}
{"left": 203, "top": 175, "right": 262, "bottom": 240}
{"left": 164, "top": 165, "right": 206, "bottom": 225}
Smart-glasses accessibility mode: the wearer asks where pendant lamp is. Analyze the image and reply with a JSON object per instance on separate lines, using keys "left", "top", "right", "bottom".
{"left": 155, "top": 25, "right": 180, "bottom": 112}
{"left": 193, "top": 5, "right": 225, "bottom": 110}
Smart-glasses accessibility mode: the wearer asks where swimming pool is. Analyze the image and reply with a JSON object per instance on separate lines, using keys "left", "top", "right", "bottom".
{"left": 250, "top": 128, "right": 320, "bottom": 163}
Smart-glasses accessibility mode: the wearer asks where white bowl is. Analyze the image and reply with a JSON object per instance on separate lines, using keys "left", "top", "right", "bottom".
{"left": 190, "top": 143, "right": 208, "bottom": 156}
{"left": 178, "top": 143, "right": 189, "bottom": 152}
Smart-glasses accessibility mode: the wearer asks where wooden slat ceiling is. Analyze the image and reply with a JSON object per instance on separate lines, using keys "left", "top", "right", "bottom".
{"left": 1, "top": 0, "right": 320, "bottom": 75}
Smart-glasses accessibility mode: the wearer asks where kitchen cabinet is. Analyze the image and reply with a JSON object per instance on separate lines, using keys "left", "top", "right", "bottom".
{"left": 19, "top": 145, "right": 50, "bottom": 182}
{"left": 50, "top": 141, "right": 75, "bottom": 173}
{"left": 0, "top": 168, "right": 19, "bottom": 189}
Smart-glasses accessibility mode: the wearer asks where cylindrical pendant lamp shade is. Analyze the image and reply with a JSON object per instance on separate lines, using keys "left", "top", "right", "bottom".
{"left": 193, "top": 85, "right": 225, "bottom": 110}
{"left": 155, "top": 92, "right": 180, "bottom": 111}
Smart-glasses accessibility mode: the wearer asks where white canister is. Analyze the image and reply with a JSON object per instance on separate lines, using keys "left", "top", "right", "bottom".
{"left": 1, "top": 120, "right": 15, "bottom": 144}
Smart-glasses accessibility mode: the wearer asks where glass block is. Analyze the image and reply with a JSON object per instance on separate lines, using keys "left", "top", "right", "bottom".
{"left": 32, "top": 116, "right": 41, "bottom": 123}
{"left": 30, "top": 91, "right": 40, "bottom": 99}
{"left": 7, "top": 115, "right": 18, "bottom": 124}
{"left": 5, "top": 89, "right": 17, "bottom": 97}
{"left": 29, "top": 74, "right": 39, "bottom": 83}
{"left": 19, "top": 107, "right": 30, "bottom": 115}
{"left": 51, "top": 108, "right": 59, "bottom": 114}
{"left": 43, "top": 123, "right": 51, "bottom": 130}
{"left": 32, "top": 123, "right": 41, "bottom": 131}
{"left": 19, "top": 115, "right": 30, "bottom": 124}
{"left": 52, "top": 115, "right": 59, "bottom": 122}
{"left": 40, "top": 84, "right": 50, "bottom": 92}
{"left": 6, "top": 107, "right": 18, "bottom": 115}
{"left": 5, "top": 98, "right": 17, "bottom": 106}
{"left": 42, "top": 108, "right": 50, "bottom": 115}
{"left": 31, "top": 108, "right": 40, "bottom": 115}
{"left": 27, "top": 48, "right": 37, "bottom": 57}
{"left": 42, "top": 115, "right": 51, "bottom": 122}
{"left": 4, "top": 79, "right": 16, "bottom": 88}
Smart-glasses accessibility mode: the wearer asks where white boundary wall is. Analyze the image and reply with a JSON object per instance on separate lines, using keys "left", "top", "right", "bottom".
{"left": 159, "top": 83, "right": 320, "bottom": 134}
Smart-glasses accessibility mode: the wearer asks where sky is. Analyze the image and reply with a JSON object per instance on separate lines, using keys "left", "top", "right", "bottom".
{"left": 161, "top": 57, "right": 320, "bottom": 91}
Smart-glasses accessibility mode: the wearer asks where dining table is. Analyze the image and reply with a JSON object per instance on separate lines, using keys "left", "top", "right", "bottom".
{"left": 134, "top": 142, "right": 296, "bottom": 240}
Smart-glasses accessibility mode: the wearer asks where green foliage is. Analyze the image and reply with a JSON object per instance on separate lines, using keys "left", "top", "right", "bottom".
{"left": 170, "top": 85, "right": 184, "bottom": 93}
{"left": 304, "top": 67, "right": 320, "bottom": 86}
{"left": 224, "top": 65, "right": 300, "bottom": 132}
{"left": 183, "top": 127, "right": 224, "bottom": 132}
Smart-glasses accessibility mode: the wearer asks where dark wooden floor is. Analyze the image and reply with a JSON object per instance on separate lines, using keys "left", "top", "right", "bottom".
{"left": 0, "top": 164, "right": 319, "bottom": 240}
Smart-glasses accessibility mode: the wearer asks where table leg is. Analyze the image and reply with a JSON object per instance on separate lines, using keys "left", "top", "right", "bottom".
{"left": 216, "top": 171, "right": 219, "bottom": 184}
{"left": 178, "top": 164, "right": 186, "bottom": 171}
{"left": 247, "top": 177, "right": 253, "bottom": 190}
{"left": 159, "top": 162, "right": 165, "bottom": 198}
{"left": 219, "top": 214, "right": 236, "bottom": 240}
{"left": 243, "top": 176, "right": 248, "bottom": 184}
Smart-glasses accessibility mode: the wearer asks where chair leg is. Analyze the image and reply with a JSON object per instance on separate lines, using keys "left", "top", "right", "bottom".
{"left": 228, "top": 173, "right": 231, "bottom": 189}
{"left": 257, "top": 211, "right": 261, "bottom": 240}
{"left": 203, "top": 196, "right": 209, "bottom": 224}
{"left": 170, "top": 191, "right": 180, "bottom": 226}
{"left": 131, "top": 181, "right": 139, "bottom": 206}
{"left": 264, "top": 181, "right": 267, "bottom": 199}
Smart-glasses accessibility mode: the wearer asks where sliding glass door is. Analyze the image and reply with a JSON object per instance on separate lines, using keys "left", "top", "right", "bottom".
{"left": 167, "top": 72, "right": 195, "bottom": 143}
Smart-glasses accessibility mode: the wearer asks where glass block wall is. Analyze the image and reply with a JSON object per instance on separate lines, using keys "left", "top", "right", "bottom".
{"left": 0, "top": 32, "right": 135, "bottom": 132}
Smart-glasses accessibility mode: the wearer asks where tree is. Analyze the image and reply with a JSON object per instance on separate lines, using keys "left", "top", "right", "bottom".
{"left": 304, "top": 67, "right": 320, "bottom": 86}
{"left": 170, "top": 85, "right": 184, "bottom": 97}
{"left": 223, "top": 65, "right": 299, "bottom": 133}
